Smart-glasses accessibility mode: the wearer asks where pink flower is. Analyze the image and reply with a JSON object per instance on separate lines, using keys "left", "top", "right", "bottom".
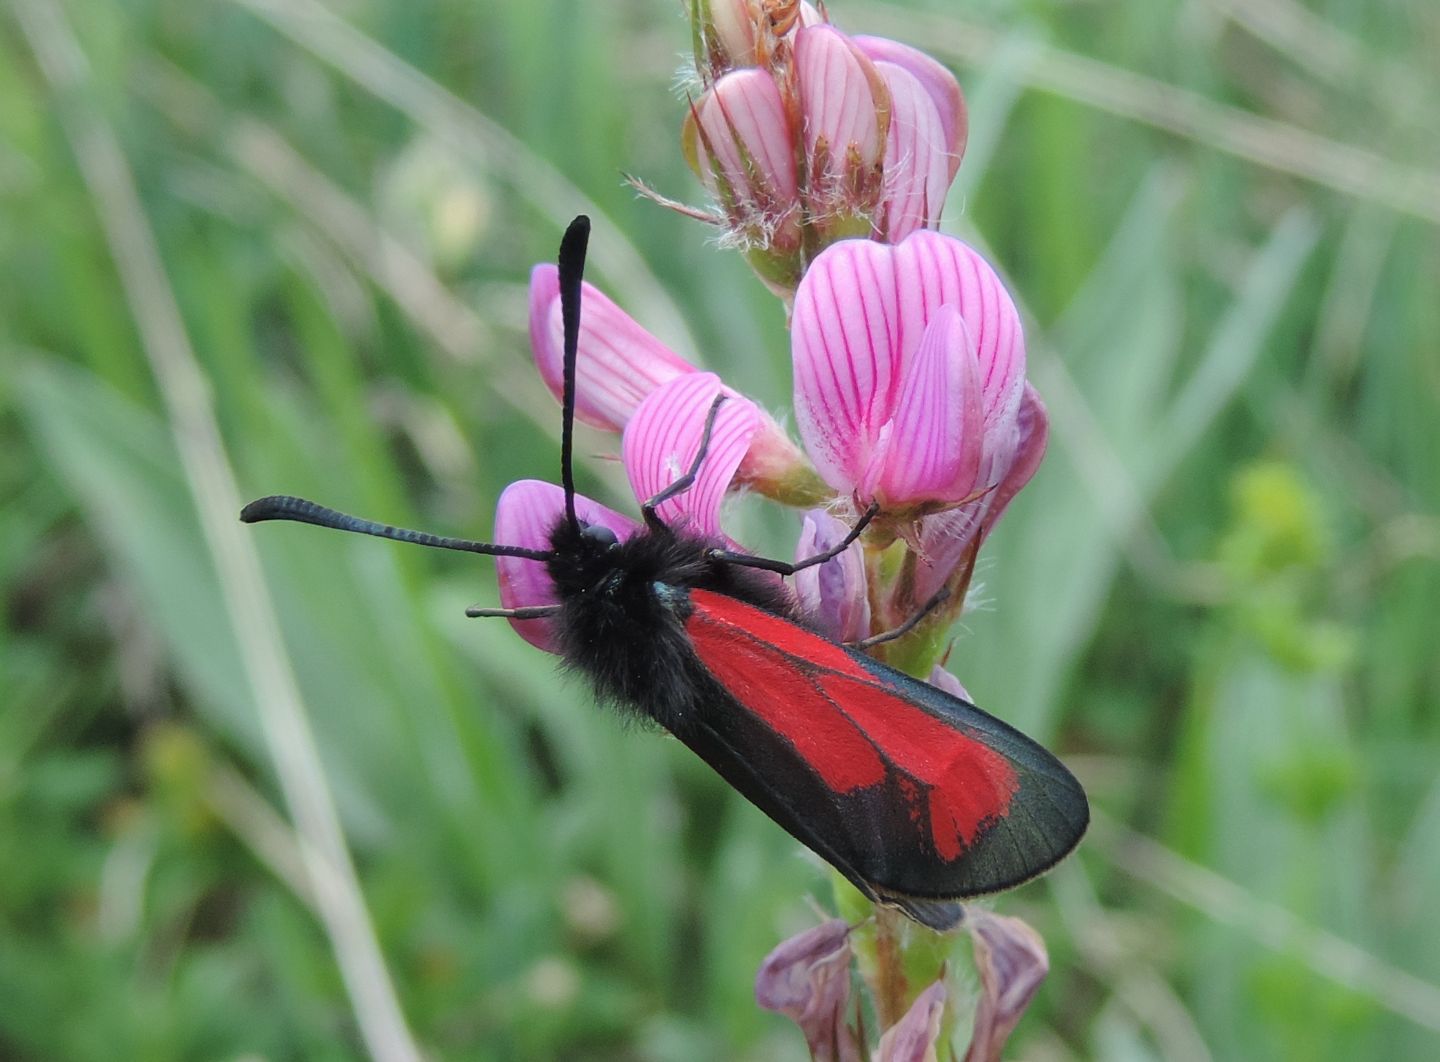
{"left": 683, "top": 67, "right": 804, "bottom": 273}
{"left": 493, "top": 374, "right": 763, "bottom": 652}
{"left": 684, "top": 6, "right": 967, "bottom": 273}
{"left": 529, "top": 264, "right": 812, "bottom": 495}
{"left": 795, "top": 24, "right": 887, "bottom": 228}
{"left": 793, "top": 508, "right": 870, "bottom": 642}
{"left": 792, "top": 230, "right": 1043, "bottom": 598}
{"left": 793, "top": 231, "right": 1026, "bottom": 509}
{"left": 875, "top": 980, "right": 947, "bottom": 1062}
{"left": 869, "top": 58, "right": 954, "bottom": 242}
{"left": 529, "top": 264, "right": 699, "bottom": 432}
{"left": 962, "top": 910, "right": 1049, "bottom": 1062}
{"left": 754, "top": 919, "right": 862, "bottom": 1062}
{"left": 694, "top": 0, "right": 824, "bottom": 75}
{"left": 854, "top": 36, "right": 967, "bottom": 184}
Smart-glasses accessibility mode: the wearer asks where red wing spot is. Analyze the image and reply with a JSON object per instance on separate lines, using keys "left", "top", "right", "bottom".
{"left": 817, "top": 674, "right": 1019, "bottom": 862}
{"left": 688, "top": 590, "right": 872, "bottom": 681}
{"left": 686, "top": 605, "right": 886, "bottom": 793}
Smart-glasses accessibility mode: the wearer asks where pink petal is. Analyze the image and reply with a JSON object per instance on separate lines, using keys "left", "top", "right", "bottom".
{"left": 928, "top": 665, "right": 973, "bottom": 702}
{"left": 493, "top": 480, "right": 639, "bottom": 652}
{"left": 980, "top": 382, "right": 1049, "bottom": 536}
{"left": 754, "top": 919, "right": 861, "bottom": 1062}
{"left": 705, "top": 0, "right": 759, "bottom": 69}
{"left": 854, "top": 36, "right": 966, "bottom": 179}
{"left": 792, "top": 233, "right": 1024, "bottom": 501}
{"left": 529, "top": 264, "right": 698, "bottom": 432}
{"left": 963, "top": 911, "right": 1048, "bottom": 1062}
{"left": 793, "top": 509, "right": 871, "bottom": 642}
{"left": 797, "top": 2, "right": 824, "bottom": 29}
{"left": 906, "top": 380, "right": 1045, "bottom": 603}
{"left": 621, "top": 372, "right": 760, "bottom": 537}
{"left": 694, "top": 68, "right": 799, "bottom": 210}
{"left": 795, "top": 25, "right": 883, "bottom": 171}
{"left": 792, "top": 238, "right": 902, "bottom": 492}
{"left": 862, "top": 304, "right": 984, "bottom": 506}
{"left": 875, "top": 979, "right": 947, "bottom": 1062}
{"left": 888, "top": 233, "right": 1025, "bottom": 445}
{"left": 874, "top": 60, "right": 952, "bottom": 242}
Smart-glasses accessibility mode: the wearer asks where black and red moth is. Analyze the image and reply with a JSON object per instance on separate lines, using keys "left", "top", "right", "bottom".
{"left": 242, "top": 216, "right": 1087, "bottom": 931}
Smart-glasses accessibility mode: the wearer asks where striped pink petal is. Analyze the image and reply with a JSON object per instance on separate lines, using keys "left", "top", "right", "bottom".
{"left": 795, "top": 25, "right": 884, "bottom": 173}
{"left": 793, "top": 232, "right": 1024, "bottom": 508}
{"left": 862, "top": 304, "right": 984, "bottom": 505}
{"left": 493, "top": 479, "right": 639, "bottom": 652}
{"left": 529, "top": 264, "right": 698, "bottom": 432}
{"left": 793, "top": 509, "right": 871, "bottom": 642}
{"left": 622, "top": 372, "right": 760, "bottom": 536}
{"left": 874, "top": 59, "right": 952, "bottom": 241}
{"left": 889, "top": 232, "right": 1025, "bottom": 445}
{"left": 693, "top": 68, "right": 799, "bottom": 211}
{"left": 854, "top": 35, "right": 966, "bottom": 180}
{"left": 792, "top": 237, "right": 902, "bottom": 492}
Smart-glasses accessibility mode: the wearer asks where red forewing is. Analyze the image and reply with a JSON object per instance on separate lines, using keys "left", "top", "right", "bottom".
{"left": 680, "top": 589, "right": 1087, "bottom": 907}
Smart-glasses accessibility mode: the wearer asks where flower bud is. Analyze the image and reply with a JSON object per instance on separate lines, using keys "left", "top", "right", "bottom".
{"left": 795, "top": 25, "right": 889, "bottom": 237}
{"left": 963, "top": 910, "right": 1048, "bottom": 1062}
{"left": 755, "top": 919, "right": 862, "bottom": 1062}
{"left": 684, "top": 68, "right": 804, "bottom": 285}
{"left": 794, "top": 509, "right": 871, "bottom": 642}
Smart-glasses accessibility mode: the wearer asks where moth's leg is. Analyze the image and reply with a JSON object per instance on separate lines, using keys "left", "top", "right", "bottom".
{"left": 708, "top": 502, "right": 881, "bottom": 575}
{"left": 848, "top": 588, "right": 951, "bottom": 650}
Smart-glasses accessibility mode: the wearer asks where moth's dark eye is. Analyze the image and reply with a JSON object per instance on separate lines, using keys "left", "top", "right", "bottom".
{"left": 581, "top": 524, "right": 619, "bottom": 548}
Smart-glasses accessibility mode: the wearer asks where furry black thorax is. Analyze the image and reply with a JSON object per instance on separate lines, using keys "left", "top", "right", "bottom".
{"left": 544, "top": 516, "right": 797, "bottom": 733}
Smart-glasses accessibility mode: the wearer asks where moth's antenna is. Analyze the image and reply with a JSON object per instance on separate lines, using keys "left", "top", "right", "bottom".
{"left": 556, "top": 215, "right": 591, "bottom": 533}
{"left": 240, "top": 496, "right": 553, "bottom": 561}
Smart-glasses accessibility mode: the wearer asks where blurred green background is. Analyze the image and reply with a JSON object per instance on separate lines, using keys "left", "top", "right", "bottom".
{"left": 3, "top": 0, "right": 1438, "bottom": 1058}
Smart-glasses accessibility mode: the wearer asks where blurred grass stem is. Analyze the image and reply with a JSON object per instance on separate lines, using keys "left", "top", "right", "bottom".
{"left": 15, "top": 1, "right": 423, "bottom": 1057}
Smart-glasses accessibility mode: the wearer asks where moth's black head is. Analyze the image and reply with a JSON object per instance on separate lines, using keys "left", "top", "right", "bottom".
{"left": 544, "top": 515, "right": 638, "bottom": 600}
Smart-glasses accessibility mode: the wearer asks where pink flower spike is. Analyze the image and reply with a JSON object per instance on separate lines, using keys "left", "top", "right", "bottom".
{"left": 794, "top": 509, "right": 871, "bottom": 642}
{"left": 875, "top": 979, "right": 947, "bottom": 1062}
{"left": 795, "top": 25, "right": 885, "bottom": 184}
{"left": 873, "top": 60, "right": 952, "bottom": 242}
{"left": 962, "top": 910, "right": 1049, "bottom": 1062}
{"left": 754, "top": 919, "right": 861, "bottom": 1062}
{"left": 493, "top": 480, "right": 639, "bottom": 652}
{"left": 529, "top": 264, "right": 698, "bottom": 432}
{"left": 622, "top": 372, "right": 760, "bottom": 536}
{"left": 692, "top": 69, "right": 800, "bottom": 215}
{"left": 862, "top": 304, "right": 983, "bottom": 507}
{"left": 854, "top": 36, "right": 966, "bottom": 180}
